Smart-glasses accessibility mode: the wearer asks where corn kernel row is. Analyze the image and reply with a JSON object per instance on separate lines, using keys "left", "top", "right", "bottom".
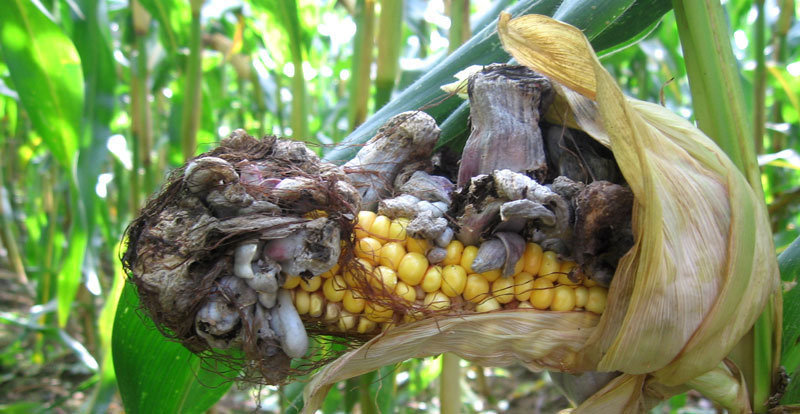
{"left": 282, "top": 212, "right": 608, "bottom": 334}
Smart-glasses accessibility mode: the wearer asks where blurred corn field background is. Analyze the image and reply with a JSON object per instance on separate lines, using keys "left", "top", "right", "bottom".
{"left": 0, "top": 0, "right": 798, "bottom": 412}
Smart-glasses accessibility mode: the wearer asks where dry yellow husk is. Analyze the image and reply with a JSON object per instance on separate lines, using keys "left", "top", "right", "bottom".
{"left": 301, "top": 14, "right": 779, "bottom": 412}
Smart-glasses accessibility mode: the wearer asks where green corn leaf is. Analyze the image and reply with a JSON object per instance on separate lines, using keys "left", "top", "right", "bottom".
{"left": 779, "top": 236, "right": 800, "bottom": 404}
{"left": 0, "top": 0, "right": 84, "bottom": 170}
{"left": 112, "top": 284, "right": 233, "bottom": 414}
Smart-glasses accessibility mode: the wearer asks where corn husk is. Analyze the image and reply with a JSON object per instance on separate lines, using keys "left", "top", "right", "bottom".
{"left": 302, "top": 14, "right": 778, "bottom": 412}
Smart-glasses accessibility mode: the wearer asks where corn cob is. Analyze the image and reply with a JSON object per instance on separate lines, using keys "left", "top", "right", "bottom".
{"left": 284, "top": 212, "right": 608, "bottom": 334}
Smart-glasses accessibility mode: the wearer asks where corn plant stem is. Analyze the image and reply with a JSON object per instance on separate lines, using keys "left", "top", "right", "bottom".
{"left": 0, "top": 168, "right": 27, "bottom": 285}
{"left": 768, "top": 0, "right": 793, "bottom": 151}
{"left": 133, "top": 6, "right": 154, "bottom": 197}
{"left": 181, "top": 1, "right": 204, "bottom": 161}
{"left": 374, "top": 0, "right": 403, "bottom": 110}
{"left": 348, "top": 0, "right": 376, "bottom": 130}
{"left": 448, "top": 0, "right": 470, "bottom": 53}
{"left": 753, "top": 0, "right": 766, "bottom": 155}
{"left": 441, "top": 353, "right": 460, "bottom": 414}
{"left": 358, "top": 370, "right": 378, "bottom": 414}
{"left": 672, "top": 0, "right": 761, "bottom": 192}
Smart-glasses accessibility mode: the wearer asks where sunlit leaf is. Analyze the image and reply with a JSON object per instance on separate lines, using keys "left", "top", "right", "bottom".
{"left": 0, "top": 0, "right": 84, "bottom": 169}
{"left": 112, "top": 284, "right": 233, "bottom": 414}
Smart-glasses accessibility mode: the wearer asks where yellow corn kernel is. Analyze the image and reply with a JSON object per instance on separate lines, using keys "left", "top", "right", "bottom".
{"left": 475, "top": 297, "right": 502, "bottom": 312}
{"left": 308, "top": 292, "right": 324, "bottom": 317}
{"left": 421, "top": 265, "right": 443, "bottom": 292}
{"left": 370, "top": 266, "right": 398, "bottom": 291}
{"left": 395, "top": 281, "right": 417, "bottom": 304}
{"left": 357, "top": 317, "right": 377, "bottom": 333}
{"left": 460, "top": 245, "right": 479, "bottom": 274}
{"left": 583, "top": 278, "right": 598, "bottom": 288}
{"left": 538, "top": 251, "right": 560, "bottom": 282}
{"left": 441, "top": 265, "right": 467, "bottom": 297}
{"left": 423, "top": 291, "right": 451, "bottom": 312}
{"left": 574, "top": 286, "right": 589, "bottom": 308}
{"left": 344, "top": 258, "right": 373, "bottom": 286}
{"left": 481, "top": 269, "right": 502, "bottom": 282}
{"left": 369, "top": 215, "right": 392, "bottom": 242}
{"left": 442, "top": 240, "right": 464, "bottom": 266}
{"left": 355, "top": 211, "right": 377, "bottom": 239}
{"left": 557, "top": 261, "right": 580, "bottom": 286}
{"left": 323, "top": 275, "right": 347, "bottom": 302}
{"left": 379, "top": 241, "right": 406, "bottom": 269}
{"left": 517, "top": 300, "right": 534, "bottom": 309}
{"left": 513, "top": 272, "right": 535, "bottom": 301}
{"left": 491, "top": 277, "right": 515, "bottom": 304}
{"left": 523, "top": 242, "right": 544, "bottom": 275}
{"left": 324, "top": 302, "right": 340, "bottom": 322}
{"left": 406, "top": 237, "right": 429, "bottom": 254}
{"left": 356, "top": 237, "right": 382, "bottom": 265}
{"left": 343, "top": 290, "right": 366, "bottom": 313}
{"left": 319, "top": 263, "right": 339, "bottom": 279}
{"left": 295, "top": 290, "right": 310, "bottom": 315}
{"left": 463, "top": 274, "right": 490, "bottom": 303}
{"left": 283, "top": 275, "right": 301, "bottom": 289}
{"left": 388, "top": 218, "right": 409, "bottom": 243}
{"left": 530, "top": 278, "right": 554, "bottom": 310}
{"left": 397, "top": 252, "right": 429, "bottom": 286}
{"left": 338, "top": 310, "right": 357, "bottom": 331}
{"left": 551, "top": 285, "right": 576, "bottom": 311}
{"left": 300, "top": 276, "right": 322, "bottom": 292}
{"left": 365, "top": 302, "right": 393, "bottom": 323}
{"left": 586, "top": 286, "right": 608, "bottom": 314}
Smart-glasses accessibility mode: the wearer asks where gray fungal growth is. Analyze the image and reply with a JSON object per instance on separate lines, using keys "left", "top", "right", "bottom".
{"left": 121, "top": 64, "right": 635, "bottom": 388}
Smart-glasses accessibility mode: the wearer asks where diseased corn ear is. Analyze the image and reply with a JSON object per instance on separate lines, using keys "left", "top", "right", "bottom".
{"left": 498, "top": 11, "right": 777, "bottom": 409}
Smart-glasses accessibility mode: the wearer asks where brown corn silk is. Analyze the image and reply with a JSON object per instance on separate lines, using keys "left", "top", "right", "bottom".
{"left": 302, "top": 14, "right": 778, "bottom": 412}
